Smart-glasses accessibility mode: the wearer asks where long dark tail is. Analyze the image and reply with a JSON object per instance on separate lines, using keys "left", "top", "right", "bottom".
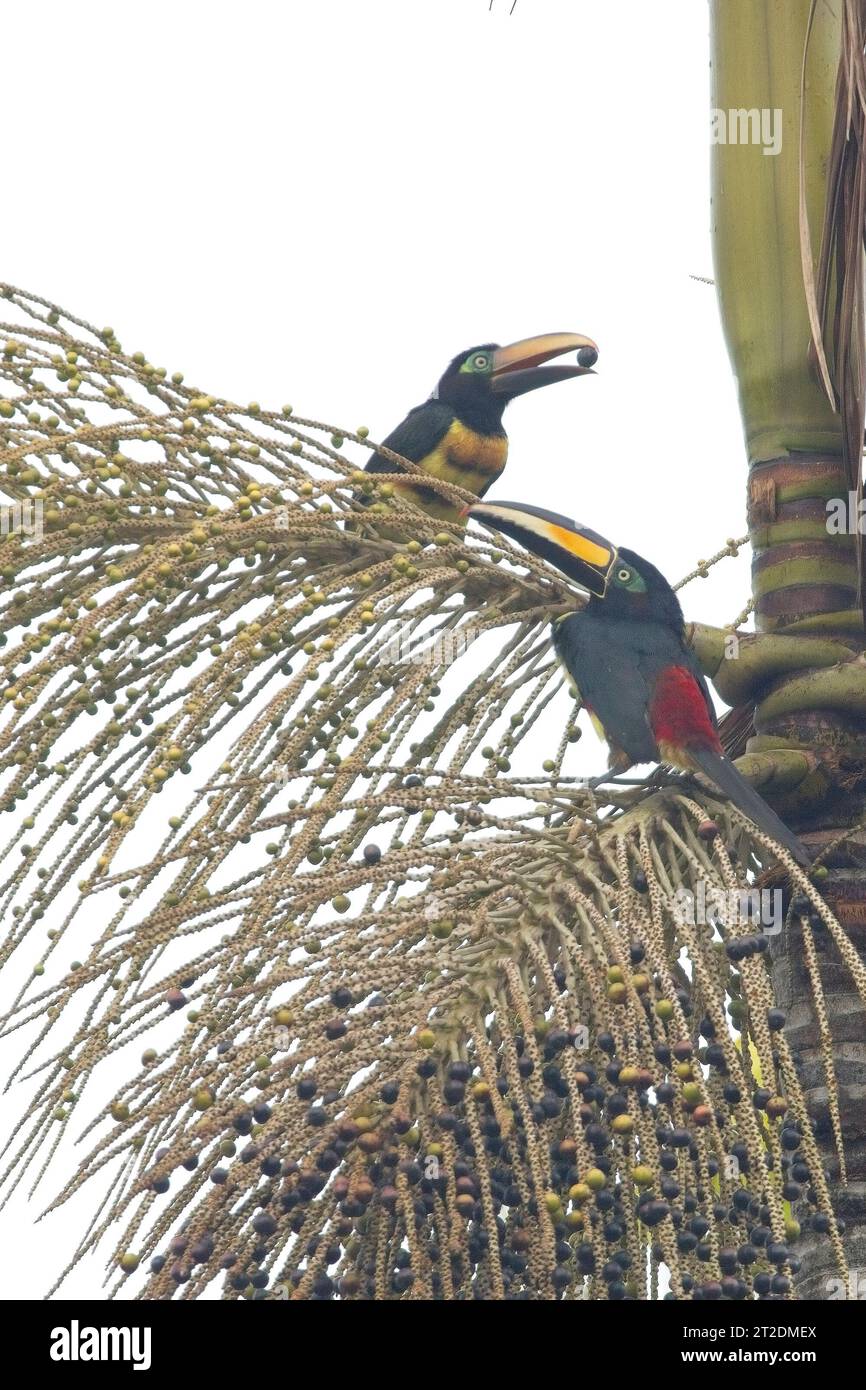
{"left": 687, "top": 744, "right": 810, "bottom": 868}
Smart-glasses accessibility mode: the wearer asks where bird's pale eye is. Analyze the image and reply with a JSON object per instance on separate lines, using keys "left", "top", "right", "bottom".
{"left": 472, "top": 353, "right": 490, "bottom": 371}
{"left": 617, "top": 567, "right": 632, "bottom": 584}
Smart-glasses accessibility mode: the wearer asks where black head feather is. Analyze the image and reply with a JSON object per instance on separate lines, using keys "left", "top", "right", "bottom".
{"left": 433, "top": 344, "right": 506, "bottom": 434}
{"left": 589, "top": 546, "right": 685, "bottom": 632}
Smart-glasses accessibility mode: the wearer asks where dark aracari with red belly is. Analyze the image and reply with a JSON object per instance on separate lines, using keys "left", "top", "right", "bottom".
{"left": 467, "top": 499, "right": 810, "bottom": 868}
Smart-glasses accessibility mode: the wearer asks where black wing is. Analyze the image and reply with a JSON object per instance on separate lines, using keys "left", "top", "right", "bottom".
{"left": 559, "top": 611, "right": 722, "bottom": 757}
{"left": 555, "top": 612, "right": 721, "bottom": 765}
{"left": 554, "top": 613, "right": 660, "bottom": 765}
{"left": 365, "top": 400, "right": 456, "bottom": 475}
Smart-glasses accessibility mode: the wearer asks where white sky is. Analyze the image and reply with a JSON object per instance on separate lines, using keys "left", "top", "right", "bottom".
{"left": 0, "top": 0, "right": 754, "bottom": 1299}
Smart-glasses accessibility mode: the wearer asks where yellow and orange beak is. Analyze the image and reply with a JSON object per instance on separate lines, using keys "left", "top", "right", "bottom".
{"left": 467, "top": 499, "right": 615, "bottom": 596}
{"left": 489, "top": 332, "right": 598, "bottom": 398}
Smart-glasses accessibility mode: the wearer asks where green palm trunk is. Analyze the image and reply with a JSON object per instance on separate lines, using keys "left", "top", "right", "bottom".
{"left": 711, "top": 0, "right": 866, "bottom": 1295}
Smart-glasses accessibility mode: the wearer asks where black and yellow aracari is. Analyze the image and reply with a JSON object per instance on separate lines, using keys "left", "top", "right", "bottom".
{"left": 468, "top": 499, "right": 810, "bottom": 867}
{"left": 360, "top": 333, "right": 598, "bottom": 526}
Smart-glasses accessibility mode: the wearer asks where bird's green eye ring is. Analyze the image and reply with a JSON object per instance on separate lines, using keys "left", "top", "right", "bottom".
{"left": 472, "top": 353, "right": 490, "bottom": 371}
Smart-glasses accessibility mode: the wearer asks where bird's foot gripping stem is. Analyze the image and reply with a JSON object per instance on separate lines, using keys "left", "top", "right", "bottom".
{"left": 576, "top": 769, "right": 645, "bottom": 791}
{"left": 575, "top": 768, "right": 698, "bottom": 794}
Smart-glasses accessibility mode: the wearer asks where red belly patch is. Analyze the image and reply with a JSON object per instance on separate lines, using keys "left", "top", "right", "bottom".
{"left": 649, "top": 666, "right": 720, "bottom": 752}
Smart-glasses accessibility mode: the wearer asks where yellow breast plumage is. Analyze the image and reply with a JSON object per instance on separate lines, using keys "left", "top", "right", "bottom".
{"left": 442, "top": 421, "right": 508, "bottom": 486}
{"left": 390, "top": 421, "right": 508, "bottom": 521}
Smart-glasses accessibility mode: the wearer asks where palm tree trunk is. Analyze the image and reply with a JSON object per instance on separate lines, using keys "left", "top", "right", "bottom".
{"left": 711, "top": 0, "right": 866, "bottom": 1296}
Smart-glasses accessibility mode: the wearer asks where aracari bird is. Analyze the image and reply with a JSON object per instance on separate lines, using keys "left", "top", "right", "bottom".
{"left": 468, "top": 499, "right": 809, "bottom": 866}
{"left": 362, "top": 333, "right": 598, "bottom": 525}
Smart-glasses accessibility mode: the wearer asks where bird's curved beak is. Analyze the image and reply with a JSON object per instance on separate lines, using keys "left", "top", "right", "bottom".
{"left": 489, "top": 332, "right": 599, "bottom": 397}
{"left": 467, "top": 499, "right": 615, "bottom": 596}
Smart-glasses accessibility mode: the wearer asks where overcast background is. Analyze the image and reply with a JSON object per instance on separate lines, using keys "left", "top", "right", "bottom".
{"left": 0, "top": 0, "right": 751, "bottom": 1298}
